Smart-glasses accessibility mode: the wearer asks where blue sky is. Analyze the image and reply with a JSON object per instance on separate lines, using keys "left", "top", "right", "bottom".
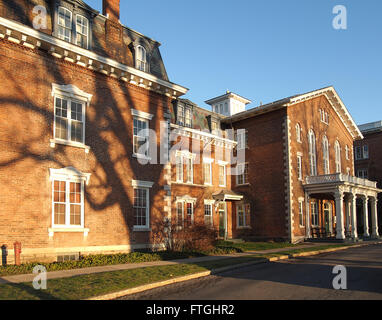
{"left": 85, "top": 0, "right": 382, "bottom": 125}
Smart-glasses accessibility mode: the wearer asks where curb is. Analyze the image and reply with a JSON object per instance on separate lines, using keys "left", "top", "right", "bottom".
{"left": 87, "top": 243, "right": 376, "bottom": 300}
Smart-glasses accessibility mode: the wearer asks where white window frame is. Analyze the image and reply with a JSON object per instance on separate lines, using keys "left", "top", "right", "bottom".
{"left": 236, "top": 203, "right": 251, "bottom": 228}
{"left": 184, "top": 107, "right": 192, "bottom": 128}
{"left": 357, "top": 169, "right": 368, "bottom": 179}
{"left": 298, "top": 199, "right": 304, "bottom": 227}
{"left": 308, "top": 130, "right": 317, "bottom": 176}
{"left": 296, "top": 123, "right": 302, "bottom": 143}
{"left": 236, "top": 129, "right": 248, "bottom": 150}
{"left": 49, "top": 167, "right": 91, "bottom": 232}
{"left": 185, "top": 156, "right": 193, "bottom": 184}
{"left": 132, "top": 180, "right": 153, "bottom": 231}
{"left": 136, "top": 45, "right": 147, "bottom": 72}
{"left": 57, "top": 6, "right": 72, "bottom": 42}
{"left": 185, "top": 201, "right": 194, "bottom": 225}
{"left": 345, "top": 145, "right": 349, "bottom": 160}
{"left": 133, "top": 116, "right": 150, "bottom": 158}
{"left": 176, "top": 154, "right": 184, "bottom": 183}
{"left": 236, "top": 163, "right": 249, "bottom": 185}
{"left": 335, "top": 141, "right": 341, "bottom": 173}
{"left": 76, "top": 14, "right": 89, "bottom": 49}
{"left": 323, "top": 136, "right": 330, "bottom": 175}
{"left": 218, "top": 163, "right": 227, "bottom": 187}
{"left": 297, "top": 155, "right": 303, "bottom": 181}
{"left": 363, "top": 145, "right": 369, "bottom": 159}
{"left": 311, "top": 201, "right": 319, "bottom": 227}
{"left": 176, "top": 201, "right": 184, "bottom": 228}
{"left": 204, "top": 201, "right": 214, "bottom": 227}
{"left": 203, "top": 158, "right": 213, "bottom": 185}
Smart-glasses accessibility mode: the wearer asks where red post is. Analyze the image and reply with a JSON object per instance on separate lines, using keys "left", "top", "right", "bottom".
{"left": 13, "top": 241, "right": 21, "bottom": 266}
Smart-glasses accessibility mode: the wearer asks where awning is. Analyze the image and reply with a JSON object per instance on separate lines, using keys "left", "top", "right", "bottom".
{"left": 212, "top": 190, "right": 243, "bottom": 201}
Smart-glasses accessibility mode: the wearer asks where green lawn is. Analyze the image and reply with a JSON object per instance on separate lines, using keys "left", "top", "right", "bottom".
{"left": 0, "top": 255, "right": 265, "bottom": 300}
{"left": 215, "top": 240, "right": 299, "bottom": 252}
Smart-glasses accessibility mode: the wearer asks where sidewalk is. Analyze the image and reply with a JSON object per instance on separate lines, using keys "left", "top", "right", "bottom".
{"left": 0, "top": 242, "right": 336, "bottom": 284}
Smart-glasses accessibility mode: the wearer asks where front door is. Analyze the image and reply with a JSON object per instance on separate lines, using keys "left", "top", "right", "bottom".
{"left": 324, "top": 202, "right": 333, "bottom": 235}
{"left": 218, "top": 202, "right": 226, "bottom": 239}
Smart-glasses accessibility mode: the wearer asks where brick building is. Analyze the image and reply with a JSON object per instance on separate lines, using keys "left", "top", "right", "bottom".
{"left": 0, "top": 1, "right": 380, "bottom": 264}
{"left": 354, "top": 121, "right": 382, "bottom": 234}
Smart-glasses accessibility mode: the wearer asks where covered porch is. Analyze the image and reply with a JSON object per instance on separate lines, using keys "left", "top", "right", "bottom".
{"left": 303, "top": 173, "right": 381, "bottom": 241}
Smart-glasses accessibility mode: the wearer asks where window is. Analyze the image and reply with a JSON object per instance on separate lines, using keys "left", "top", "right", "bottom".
{"left": 345, "top": 145, "right": 350, "bottom": 160}
{"left": 237, "top": 163, "right": 249, "bottom": 185}
{"left": 236, "top": 129, "right": 248, "bottom": 149}
{"left": 76, "top": 15, "right": 89, "bottom": 49}
{"left": 53, "top": 180, "right": 83, "bottom": 227}
{"left": 176, "top": 202, "right": 184, "bottom": 227}
{"left": 203, "top": 161, "right": 212, "bottom": 185}
{"left": 185, "top": 202, "right": 194, "bottom": 226}
{"left": 320, "top": 109, "right": 329, "bottom": 124}
{"left": 133, "top": 188, "right": 149, "bottom": 228}
{"left": 296, "top": 123, "right": 302, "bottom": 143}
{"left": 186, "top": 157, "right": 193, "bottom": 184}
{"left": 204, "top": 204, "right": 213, "bottom": 227}
{"left": 297, "top": 155, "right": 302, "bottom": 181}
{"left": 136, "top": 45, "right": 147, "bottom": 72}
{"left": 237, "top": 203, "right": 250, "bottom": 228}
{"left": 54, "top": 97, "right": 85, "bottom": 144}
{"left": 176, "top": 155, "right": 183, "bottom": 182}
{"left": 311, "top": 202, "right": 318, "bottom": 226}
{"left": 57, "top": 7, "right": 72, "bottom": 42}
{"left": 335, "top": 141, "right": 341, "bottom": 173}
{"left": 322, "top": 136, "right": 330, "bottom": 175}
{"left": 133, "top": 118, "right": 149, "bottom": 157}
{"left": 219, "top": 165, "right": 226, "bottom": 187}
{"left": 355, "top": 145, "right": 369, "bottom": 160}
{"left": 185, "top": 108, "right": 192, "bottom": 128}
{"left": 177, "top": 105, "right": 184, "bottom": 126}
{"left": 298, "top": 200, "right": 304, "bottom": 226}
{"left": 357, "top": 169, "right": 368, "bottom": 179}
{"left": 308, "top": 130, "right": 317, "bottom": 176}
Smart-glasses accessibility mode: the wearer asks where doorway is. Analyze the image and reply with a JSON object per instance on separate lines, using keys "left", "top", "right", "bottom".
{"left": 323, "top": 202, "right": 333, "bottom": 235}
{"left": 218, "top": 202, "right": 227, "bottom": 239}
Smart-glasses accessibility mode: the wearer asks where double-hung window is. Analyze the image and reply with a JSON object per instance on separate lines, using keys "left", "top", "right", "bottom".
{"left": 237, "top": 163, "right": 249, "bottom": 185}
{"left": 58, "top": 7, "right": 72, "bottom": 42}
{"left": 298, "top": 200, "right": 304, "bottom": 226}
{"left": 357, "top": 169, "right": 368, "bottom": 179}
{"left": 54, "top": 97, "right": 85, "bottom": 144}
{"left": 219, "top": 164, "right": 226, "bottom": 187}
{"left": 237, "top": 203, "right": 250, "bottom": 228}
{"left": 185, "top": 108, "right": 192, "bottom": 128}
{"left": 176, "top": 202, "right": 184, "bottom": 227}
{"left": 76, "top": 15, "right": 89, "bottom": 49}
{"left": 133, "top": 118, "right": 149, "bottom": 157}
{"left": 133, "top": 188, "right": 149, "bottom": 228}
{"left": 136, "top": 45, "right": 147, "bottom": 72}
{"left": 185, "top": 157, "right": 193, "bottom": 184}
{"left": 323, "top": 136, "right": 330, "bottom": 175}
{"left": 203, "top": 159, "right": 212, "bottom": 185}
{"left": 236, "top": 129, "right": 248, "bottom": 149}
{"left": 355, "top": 145, "right": 369, "bottom": 160}
{"left": 204, "top": 203, "right": 213, "bottom": 227}
{"left": 297, "top": 155, "right": 303, "bottom": 181}
{"left": 335, "top": 141, "right": 341, "bottom": 173}
{"left": 311, "top": 202, "right": 319, "bottom": 226}
{"left": 176, "top": 155, "right": 183, "bottom": 182}
{"left": 185, "top": 202, "right": 194, "bottom": 226}
{"left": 308, "top": 130, "right": 317, "bottom": 176}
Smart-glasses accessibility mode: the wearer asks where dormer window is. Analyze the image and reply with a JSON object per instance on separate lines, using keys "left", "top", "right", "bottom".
{"left": 185, "top": 108, "right": 192, "bottom": 128}
{"left": 56, "top": 6, "right": 90, "bottom": 49}
{"left": 136, "top": 45, "right": 147, "bottom": 72}
{"left": 58, "top": 7, "right": 72, "bottom": 42}
{"left": 76, "top": 15, "right": 89, "bottom": 49}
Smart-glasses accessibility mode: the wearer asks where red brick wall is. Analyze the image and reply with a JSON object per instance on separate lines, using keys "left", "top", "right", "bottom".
{"left": 288, "top": 95, "right": 355, "bottom": 238}
{"left": 0, "top": 38, "right": 171, "bottom": 259}
{"left": 231, "top": 108, "right": 288, "bottom": 240}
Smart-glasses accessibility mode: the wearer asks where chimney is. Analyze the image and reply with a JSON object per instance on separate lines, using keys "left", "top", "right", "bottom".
{"left": 103, "top": 0, "right": 120, "bottom": 22}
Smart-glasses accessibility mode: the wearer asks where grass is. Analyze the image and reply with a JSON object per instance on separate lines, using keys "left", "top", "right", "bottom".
{"left": 0, "top": 255, "right": 265, "bottom": 300}
{"left": 215, "top": 240, "right": 299, "bottom": 252}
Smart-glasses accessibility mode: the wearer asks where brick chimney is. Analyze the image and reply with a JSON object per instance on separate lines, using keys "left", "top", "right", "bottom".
{"left": 103, "top": 0, "right": 120, "bottom": 22}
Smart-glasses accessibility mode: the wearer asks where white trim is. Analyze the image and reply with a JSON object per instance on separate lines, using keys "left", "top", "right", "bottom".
{"left": 49, "top": 166, "right": 91, "bottom": 185}
{"left": 0, "top": 17, "right": 188, "bottom": 97}
{"left": 48, "top": 227, "right": 89, "bottom": 237}
{"left": 176, "top": 195, "right": 197, "bottom": 203}
{"left": 217, "top": 160, "right": 229, "bottom": 166}
{"left": 203, "top": 157, "right": 214, "bottom": 164}
{"left": 131, "top": 109, "right": 154, "bottom": 121}
{"left": 204, "top": 199, "right": 216, "bottom": 205}
{"left": 131, "top": 180, "right": 154, "bottom": 188}
{"left": 52, "top": 84, "right": 92, "bottom": 104}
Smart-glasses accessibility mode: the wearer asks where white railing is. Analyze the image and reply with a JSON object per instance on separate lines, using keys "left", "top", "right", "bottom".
{"left": 305, "top": 173, "right": 377, "bottom": 188}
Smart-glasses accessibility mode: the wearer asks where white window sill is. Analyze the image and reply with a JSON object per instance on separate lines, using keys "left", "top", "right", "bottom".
{"left": 132, "top": 153, "right": 152, "bottom": 161}
{"left": 50, "top": 139, "right": 90, "bottom": 153}
{"left": 48, "top": 227, "right": 89, "bottom": 237}
{"left": 173, "top": 182, "right": 206, "bottom": 188}
{"left": 133, "top": 227, "right": 151, "bottom": 232}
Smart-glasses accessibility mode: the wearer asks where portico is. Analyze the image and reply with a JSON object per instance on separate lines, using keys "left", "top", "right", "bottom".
{"left": 303, "top": 173, "right": 381, "bottom": 240}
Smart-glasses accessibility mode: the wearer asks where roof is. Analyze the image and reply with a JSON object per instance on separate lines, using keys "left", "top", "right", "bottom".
{"left": 212, "top": 189, "right": 243, "bottom": 201}
{"left": 205, "top": 91, "right": 252, "bottom": 106}
{"left": 221, "top": 86, "right": 363, "bottom": 140}
{"left": 358, "top": 121, "right": 382, "bottom": 134}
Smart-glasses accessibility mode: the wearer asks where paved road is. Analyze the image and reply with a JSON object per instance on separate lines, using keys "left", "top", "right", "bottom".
{"left": 119, "top": 243, "right": 382, "bottom": 300}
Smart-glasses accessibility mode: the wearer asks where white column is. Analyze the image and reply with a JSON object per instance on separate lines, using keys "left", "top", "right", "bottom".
{"left": 334, "top": 190, "right": 345, "bottom": 240}
{"left": 350, "top": 193, "right": 358, "bottom": 239}
{"left": 363, "top": 195, "right": 370, "bottom": 237}
{"left": 345, "top": 198, "right": 351, "bottom": 236}
{"left": 371, "top": 197, "right": 379, "bottom": 238}
{"left": 305, "top": 192, "right": 311, "bottom": 238}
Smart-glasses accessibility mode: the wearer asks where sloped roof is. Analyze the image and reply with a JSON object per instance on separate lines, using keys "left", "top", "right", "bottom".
{"left": 221, "top": 86, "right": 363, "bottom": 140}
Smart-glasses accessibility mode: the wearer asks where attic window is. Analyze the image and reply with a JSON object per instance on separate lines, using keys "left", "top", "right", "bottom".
{"left": 136, "top": 45, "right": 147, "bottom": 72}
